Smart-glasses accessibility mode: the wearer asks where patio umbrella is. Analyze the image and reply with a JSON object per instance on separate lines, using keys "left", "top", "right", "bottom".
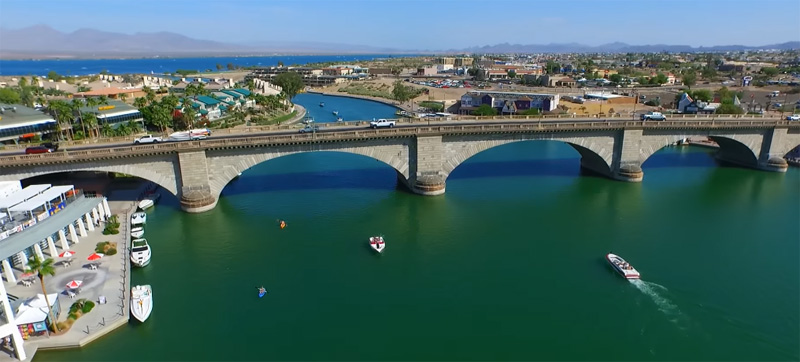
{"left": 87, "top": 253, "right": 104, "bottom": 261}
{"left": 20, "top": 271, "right": 36, "bottom": 278}
{"left": 59, "top": 250, "right": 75, "bottom": 258}
{"left": 65, "top": 280, "right": 83, "bottom": 289}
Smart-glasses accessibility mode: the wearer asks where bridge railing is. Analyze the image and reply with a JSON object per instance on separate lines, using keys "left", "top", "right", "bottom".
{"left": 0, "top": 119, "right": 796, "bottom": 166}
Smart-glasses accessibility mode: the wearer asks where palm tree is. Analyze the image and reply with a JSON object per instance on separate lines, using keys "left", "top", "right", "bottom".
{"left": 133, "top": 97, "right": 147, "bottom": 110}
{"left": 71, "top": 98, "right": 88, "bottom": 139}
{"left": 27, "top": 255, "right": 60, "bottom": 333}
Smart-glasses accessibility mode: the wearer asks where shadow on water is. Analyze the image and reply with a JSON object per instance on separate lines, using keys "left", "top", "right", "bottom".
{"left": 642, "top": 147, "right": 718, "bottom": 169}
{"left": 220, "top": 167, "right": 397, "bottom": 197}
{"left": 449, "top": 157, "right": 583, "bottom": 179}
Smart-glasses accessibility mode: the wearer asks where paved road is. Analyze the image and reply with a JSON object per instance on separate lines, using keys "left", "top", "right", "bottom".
{"left": 0, "top": 117, "right": 788, "bottom": 156}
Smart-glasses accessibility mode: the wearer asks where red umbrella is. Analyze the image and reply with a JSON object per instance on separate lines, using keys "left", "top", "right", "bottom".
{"left": 20, "top": 271, "right": 36, "bottom": 278}
{"left": 59, "top": 250, "right": 75, "bottom": 258}
{"left": 87, "top": 253, "right": 104, "bottom": 261}
{"left": 65, "top": 280, "right": 83, "bottom": 289}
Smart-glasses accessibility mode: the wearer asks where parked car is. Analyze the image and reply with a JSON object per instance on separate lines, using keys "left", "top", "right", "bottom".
{"left": 786, "top": 114, "right": 800, "bottom": 121}
{"left": 299, "top": 125, "right": 319, "bottom": 133}
{"left": 641, "top": 112, "right": 667, "bottom": 121}
{"left": 25, "top": 143, "right": 58, "bottom": 154}
{"left": 369, "top": 119, "right": 396, "bottom": 128}
{"left": 134, "top": 135, "right": 162, "bottom": 144}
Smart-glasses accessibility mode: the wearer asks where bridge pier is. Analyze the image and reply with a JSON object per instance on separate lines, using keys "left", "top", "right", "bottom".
{"left": 177, "top": 151, "right": 218, "bottom": 213}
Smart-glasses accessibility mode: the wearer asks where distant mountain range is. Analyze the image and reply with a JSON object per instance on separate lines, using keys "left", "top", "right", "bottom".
{"left": 0, "top": 25, "right": 412, "bottom": 58}
{"left": 0, "top": 25, "right": 797, "bottom": 59}
{"left": 457, "top": 41, "right": 800, "bottom": 54}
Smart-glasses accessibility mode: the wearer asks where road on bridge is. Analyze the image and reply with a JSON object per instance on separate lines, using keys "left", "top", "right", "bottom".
{"left": 0, "top": 117, "right": 785, "bottom": 156}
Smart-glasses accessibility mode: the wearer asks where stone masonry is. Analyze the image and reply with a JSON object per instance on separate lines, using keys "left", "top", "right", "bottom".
{"left": 0, "top": 124, "right": 797, "bottom": 213}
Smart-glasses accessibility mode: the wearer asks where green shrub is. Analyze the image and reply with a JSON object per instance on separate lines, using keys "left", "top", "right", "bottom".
{"left": 82, "top": 301, "right": 95, "bottom": 314}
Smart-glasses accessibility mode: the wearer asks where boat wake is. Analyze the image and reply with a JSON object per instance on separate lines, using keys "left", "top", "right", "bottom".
{"left": 629, "top": 279, "right": 689, "bottom": 329}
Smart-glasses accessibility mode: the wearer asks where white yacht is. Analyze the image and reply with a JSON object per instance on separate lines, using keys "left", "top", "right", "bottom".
{"left": 131, "top": 212, "right": 146, "bottom": 225}
{"left": 130, "top": 285, "right": 153, "bottom": 322}
{"left": 606, "top": 253, "right": 640, "bottom": 279}
{"left": 131, "top": 238, "right": 152, "bottom": 267}
{"left": 130, "top": 226, "right": 144, "bottom": 238}
{"left": 138, "top": 193, "right": 160, "bottom": 210}
{"left": 369, "top": 236, "right": 386, "bottom": 253}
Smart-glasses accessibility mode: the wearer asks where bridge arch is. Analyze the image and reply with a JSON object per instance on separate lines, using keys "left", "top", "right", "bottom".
{"left": 0, "top": 155, "right": 180, "bottom": 196}
{"left": 637, "top": 131, "right": 763, "bottom": 169}
{"left": 440, "top": 132, "right": 616, "bottom": 181}
{"left": 205, "top": 138, "right": 411, "bottom": 200}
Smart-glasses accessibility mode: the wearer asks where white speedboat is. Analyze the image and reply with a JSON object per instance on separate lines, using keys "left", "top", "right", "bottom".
{"left": 130, "top": 284, "right": 153, "bottom": 322}
{"left": 606, "top": 253, "right": 640, "bottom": 279}
{"left": 138, "top": 193, "right": 160, "bottom": 210}
{"left": 369, "top": 236, "right": 386, "bottom": 253}
{"left": 130, "top": 239, "right": 151, "bottom": 267}
{"left": 131, "top": 212, "right": 146, "bottom": 225}
{"left": 130, "top": 226, "right": 144, "bottom": 238}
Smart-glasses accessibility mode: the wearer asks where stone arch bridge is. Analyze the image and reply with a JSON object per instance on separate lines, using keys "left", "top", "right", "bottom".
{"left": 0, "top": 120, "right": 797, "bottom": 213}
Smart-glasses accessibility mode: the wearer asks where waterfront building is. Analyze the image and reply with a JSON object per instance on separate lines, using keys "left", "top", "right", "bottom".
{"left": 78, "top": 100, "right": 144, "bottom": 129}
{"left": 194, "top": 96, "right": 223, "bottom": 120}
{"left": 459, "top": 91, "right": 561, "bottom": 114}
{"left": 0, "top": 105, "right": 57, "bottom": 143}
{"left": 0, "top": 183, "right": 110, "bottom": 359}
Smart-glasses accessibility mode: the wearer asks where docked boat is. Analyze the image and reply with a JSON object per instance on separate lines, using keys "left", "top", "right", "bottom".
{"left": 130, "top": 285, "right": 153, "bottom": 322}
{"left": 130, "top": 226, "right": 144, "bottom": 238}
{"left": 138, "top": 193, "right": 161, "bottom": 210}
{"left": 369, "top": 236, "right": 386, "bottom": 253}
{"left": 606, "top": 253, "right": 640, "bottom": 279}
{"left": 130, "top": 238, "right": 152, "bottom": 267}
{"left": 336, "top": 117, "right": 343, "bottom": 122}
{"left": 131, "top": 212, "right": 146, "bottom": 225}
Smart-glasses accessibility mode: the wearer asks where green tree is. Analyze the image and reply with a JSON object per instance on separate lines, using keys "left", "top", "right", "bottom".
{"left": 681, "top": 72, "right": 697, "bottom": 88}
{"left": 761, "top": 67, "right": 779, "bottom": 77}
{"left": 473, "top": 104, "right": 497, "bottom": 116}
{"left": 392, "top": 80, "right": 412, "bottom": 103}
{"left": 273, "top": 72, "right": 304, "bottom": 102}
{"left": 277, "top": 61, "right": 284, "bottom": 67}
{"left": 27, "top": 255, "right": 60, "bottom": 332}
{"left": 608, "top": 74, "right": 623, "bottom": 83}
{"left": 546, "top": 61, "right": 560, "bottom": 74}
{"left": 692, "top": 89, "right": 713, "bottom": 102}
{"left": 216, "top": 64, "right": 223, "bottom": 71}
{"left": 701, "top": 66, "right": 717, "bottom": 79}
{"left": 507, "top": 70, "right": 517, "bottom": 79}
{"left": 715, "top": 103, "right": 744, "bottom": 114}
{"left": 227, "top": 63, "right": 235, "bottom": 70}
{"left": 133, "top": 97, "right": 147, "bottom": 109}
{"left": 0, "top": 88, "right": 21, "bottom": 104}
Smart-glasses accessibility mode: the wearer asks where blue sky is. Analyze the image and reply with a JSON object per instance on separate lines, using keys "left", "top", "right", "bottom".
{"left": 1, "top": 0, "right": 798, "bottom": 49}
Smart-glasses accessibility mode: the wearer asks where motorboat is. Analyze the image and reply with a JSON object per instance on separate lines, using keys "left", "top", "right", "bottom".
{"left": 369, "top": 236, "right": 386, "bottom": 253}
{"left": 130, "top": 285, "right": 153, "bottom": 322}
{"left": 130, "top": 226, "right": 144, "bottom": 239}
{"left": 332, "top": 110, "right": 338, "bottom": 116}
{"left": 337, "top": 117, "right": 343, "bottom": 122}
{"left": 319, "top": 102, "right": 325, "bottom": 107}
{"left": 131, "top": 212, "right": 146, "bottom": 225}
{"left": 138, "top": 193, "right": 160, "bottom": 210}
{"left": 606, "top": 253, "right": 640, "bottom": 279}
{"left": 131, "top": 238, "right": 152, "bottom": 267}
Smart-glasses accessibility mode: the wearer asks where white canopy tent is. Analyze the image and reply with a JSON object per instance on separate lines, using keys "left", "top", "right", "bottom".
{"left": 15, "top": 293, "right": 60, "bottom": 325}
{"left": 7, "top": 185, "right": 74, "bottom": 214}
{"left": 0, "top": 184, "right": 51, "bottom": 211}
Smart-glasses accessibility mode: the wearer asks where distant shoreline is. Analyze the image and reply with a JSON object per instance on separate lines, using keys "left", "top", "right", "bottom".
{"left": 0, "top": 52, "right": 427, "bottom": 61}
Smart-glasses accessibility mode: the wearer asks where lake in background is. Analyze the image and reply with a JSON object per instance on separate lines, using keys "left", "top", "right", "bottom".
{"left": 0, "top": 54, "right": 404, "bottom": 76}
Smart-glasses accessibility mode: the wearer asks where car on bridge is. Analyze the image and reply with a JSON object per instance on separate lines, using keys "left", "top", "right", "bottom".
{"left": 369, "top": 119, "right": 396, "bottom": 128}
{"left": 299, "top": 125, "right": 320, "bottom": 133}
{"left": 641, "top": 112, "right": 667, "bottom": 121}
{"left": 25, "top": 142, "right": 59, "bottom": 154}
{"left": 786, "top": 114, "right": 800, "bottom": 121}
{"left": 134, "top": 135, "right": 163, "bottom": 144}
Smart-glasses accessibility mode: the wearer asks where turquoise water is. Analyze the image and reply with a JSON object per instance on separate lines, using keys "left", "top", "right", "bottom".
{"left": 37, "top": 142, "right": 800, "bottom": 361}
{"left": 293, "top": 93, "right": 398, "bottom": 123}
